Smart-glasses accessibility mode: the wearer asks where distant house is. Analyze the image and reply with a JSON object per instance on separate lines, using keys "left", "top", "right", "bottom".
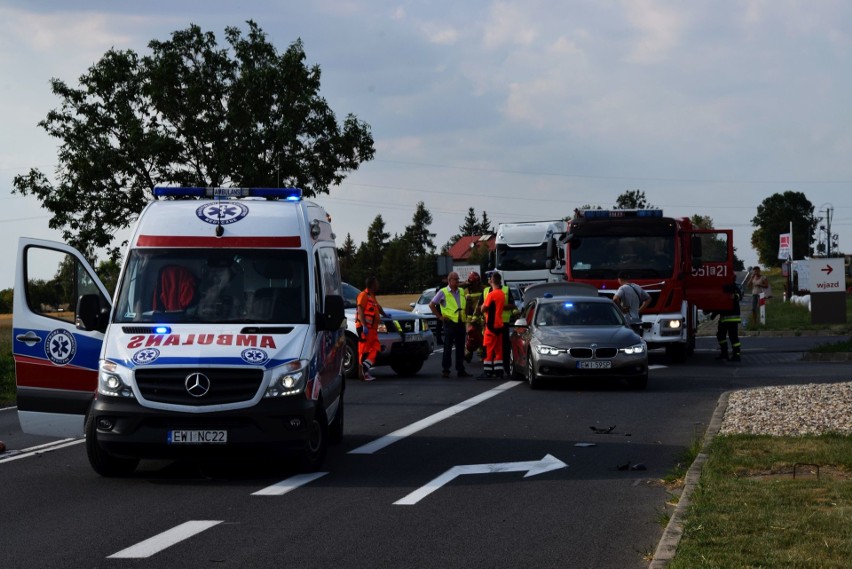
{"left": 447, "top": 235, "right": 495, "bottom": 268}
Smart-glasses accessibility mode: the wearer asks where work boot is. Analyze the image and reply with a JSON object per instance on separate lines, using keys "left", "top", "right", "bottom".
{"left": 457, "top": 369, "right": 472, "bottom": 378}
{"left": 714, "top": 352, "right": 729, "bottom": 361}
{"left": 476, "top": 371, "right": 493, "bottom": 380}
{"left": 729, "top": 354, "right": 741, "bottom": 362}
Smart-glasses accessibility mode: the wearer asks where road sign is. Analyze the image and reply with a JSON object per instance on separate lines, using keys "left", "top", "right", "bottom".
{"left": 808, "top": 259, "right": 845, "bottom": 293}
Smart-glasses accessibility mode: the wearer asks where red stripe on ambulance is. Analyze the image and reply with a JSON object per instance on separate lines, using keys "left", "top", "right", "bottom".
{"left": 135, "top": 235, "right": 301, "bottom": 248}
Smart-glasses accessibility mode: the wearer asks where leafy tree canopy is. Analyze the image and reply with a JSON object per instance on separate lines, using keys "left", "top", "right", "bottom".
{"left": 750, "top": 191, "right": 817, "bottom": 267}
{"left": 12, "top": 21, "right": 375, "bottom": 259}
{"left": 614, "top": 189, "right": 654, "bottom": 209}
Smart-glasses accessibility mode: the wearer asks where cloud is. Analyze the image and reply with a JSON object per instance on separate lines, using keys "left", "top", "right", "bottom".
{"left": 622, "top": 0, "right": 685, "bottom": 64}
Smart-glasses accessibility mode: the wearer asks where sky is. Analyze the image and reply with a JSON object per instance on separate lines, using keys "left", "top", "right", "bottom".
{"left": 2, "top": 0, "right": 851, "bottom": 290}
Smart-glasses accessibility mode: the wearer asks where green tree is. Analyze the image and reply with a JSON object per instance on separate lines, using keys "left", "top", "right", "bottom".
{"left": 402, "top": 202, "right": 437, "bottom": 291}
{"left": 614, "top": 190, "right": 653, "bottom": 209}
{"left": 354, "top": 214, "right": 390, "bottom": 285}
{"left": 0, "top": 288, "right": 12, "bottom": 314}
{"left": 338, "top": 233, "right": 357, "bottom": 285}
{"left": 750, "top": 191, "right": 817, "bottom": 267}
{"left": 458, "top": 208, "right": 480, "bottom": 236}
{"left": 379, "top": 236, "right": 414, "bottom": 293}
{"left": 478, "top": 211, "right": 494, "bottom": 234}
{"left": 12, "top": 21, "right": 374, "bottom": 259}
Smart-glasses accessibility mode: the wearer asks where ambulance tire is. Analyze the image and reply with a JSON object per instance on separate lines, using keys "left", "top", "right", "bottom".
{"left": 85, "top": 413, "right": 139, "bottom": 477}
{"left": 390, "top": 359, "right": 423, "bottom": 376}
{"left": 329, "top": 395, "right": 344, "bottom": 445}
{"left": 298, "top": 404, "right": 328, "bottom": 472}
{"left": 343, "top": 336, "right": 359, "bottom": 379}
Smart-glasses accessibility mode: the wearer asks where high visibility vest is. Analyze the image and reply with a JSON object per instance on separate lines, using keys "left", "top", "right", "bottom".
{"left": 356, "top": 290, "right": 380, "bottom": 330}
{"left": 486, "top": 285, "right": 514, "bottom": 323}
{"left": 440, "top": 287, "right": 466, "bottom": 323}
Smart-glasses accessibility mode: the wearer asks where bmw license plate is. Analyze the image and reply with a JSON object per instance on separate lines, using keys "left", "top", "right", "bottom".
{"left": 168, "top": 430, "right": 228, "bottom": 444}
{"left": 405, "top": 333, "right": 423, "bottom": 342}
{"left": 577, "top": 361, "right": 612, "bottom": 369}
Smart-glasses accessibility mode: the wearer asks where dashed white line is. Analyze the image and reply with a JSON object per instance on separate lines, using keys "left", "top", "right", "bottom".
{"left": 0, "top": 438, "right": 83, "bottom": 464}
{"left": 107, "top": 520, "right": 223, "bottom": 559}
{"left": 348, "top": 381, "right": 521, "bottom": 455}
{"left": 252, "top": 472, "right": 328, "bottom": 496}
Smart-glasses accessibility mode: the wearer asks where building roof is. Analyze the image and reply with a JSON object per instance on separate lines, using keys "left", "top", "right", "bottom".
{"left": 447, "top": 234, "right": 495, "bottom": 261}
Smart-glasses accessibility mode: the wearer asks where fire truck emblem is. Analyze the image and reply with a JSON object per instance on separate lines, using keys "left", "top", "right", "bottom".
{"left": 196, "top": 201, "right": 249, "bottom": 225}
{"left": 241, "top": 348, "right": 269, "bottom": 365}
{"left": 44, "top": 329, "right": 76, "bottom": 366}
{"left": 132, "top": 348, "right": 160, "bottom": 365}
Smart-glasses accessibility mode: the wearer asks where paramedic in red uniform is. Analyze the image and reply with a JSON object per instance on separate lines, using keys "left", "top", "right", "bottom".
{"left": 478, "top": 271, "right": 506, "bottom": 379}
{"left": 356, "top": 276, "right": 387, "bottom": 381}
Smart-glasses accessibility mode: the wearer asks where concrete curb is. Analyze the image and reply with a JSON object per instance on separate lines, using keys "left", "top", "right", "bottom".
{"left": 648, "top": 391, "right": 731, "bottom": 568}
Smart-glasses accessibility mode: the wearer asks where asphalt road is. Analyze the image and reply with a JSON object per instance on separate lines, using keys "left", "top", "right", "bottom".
{"left": 1, "top": 334, "right": 850, "bottom": 569}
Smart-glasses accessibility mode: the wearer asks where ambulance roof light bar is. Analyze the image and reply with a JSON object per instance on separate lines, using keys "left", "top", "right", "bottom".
{"left": 153, "top": 186, "right": 302, "bottom": 201}
{"left": 579, "top": 209, "right": 663, "bottom": 219}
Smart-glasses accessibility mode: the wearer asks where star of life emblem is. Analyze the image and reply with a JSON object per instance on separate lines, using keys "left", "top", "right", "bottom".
{"left": 241, "top": 348, "right": 269, "bottom": 365}
{"left": 196, "top": 201, "right": 249, "bottom": 225}
{"left": 44, "top": 329, "right": 76, "bottom": 366}
{"left": 132, "top": 348, "right": 160, "bottom": 365}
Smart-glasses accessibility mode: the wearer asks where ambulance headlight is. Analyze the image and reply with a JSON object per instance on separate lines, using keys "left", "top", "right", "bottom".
{"left": 98, "top": 361, "right": 135, "bottom": 398}
{"left": 265, "top": 360, "right": 307, "bottom": 397}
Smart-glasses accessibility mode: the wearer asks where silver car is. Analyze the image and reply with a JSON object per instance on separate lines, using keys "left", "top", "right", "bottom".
{"left": 509, "top": 293, "right": 649, "bottom": 390}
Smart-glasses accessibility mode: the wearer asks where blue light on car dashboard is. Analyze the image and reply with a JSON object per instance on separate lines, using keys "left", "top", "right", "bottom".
{"left": 153, "top": 326, "right": 171, "bottom": 334}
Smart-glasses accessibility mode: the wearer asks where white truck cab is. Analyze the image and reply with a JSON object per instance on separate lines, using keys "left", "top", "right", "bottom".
{"left": 13, "top": 187, "right": 346, "bottom": 476}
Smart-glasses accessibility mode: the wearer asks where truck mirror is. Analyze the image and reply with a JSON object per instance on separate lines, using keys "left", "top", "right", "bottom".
{"left": 545, "top": 237, "right": 557, "bottom": 269}
{"left": 76, "top": 293, "right": 108, "bottom": 333}
{"left": 318, "top": 294, "right": 345, "bottom": 331}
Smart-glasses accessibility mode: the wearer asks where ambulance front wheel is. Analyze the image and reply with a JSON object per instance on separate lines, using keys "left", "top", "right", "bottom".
{"left": 85, "top": 413, "right": 139, "bottom": 477}
{"left": 298, "top": 404, "right": 328, "bottom": 472}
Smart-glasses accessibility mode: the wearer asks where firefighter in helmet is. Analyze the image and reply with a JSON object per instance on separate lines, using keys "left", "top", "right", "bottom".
{"left": 462, "top": 271, "right": 485, "bottom": 362}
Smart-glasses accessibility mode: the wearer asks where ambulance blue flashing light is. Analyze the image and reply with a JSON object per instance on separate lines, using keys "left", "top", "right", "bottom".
{"left": 581, "top": 209, "right": 663, "bottom": 219}
{"left": 153, "top": 326, "right": 171, "bottom": 335}
{"left": 153, "top": 186, "right": 302, "bottom": 201}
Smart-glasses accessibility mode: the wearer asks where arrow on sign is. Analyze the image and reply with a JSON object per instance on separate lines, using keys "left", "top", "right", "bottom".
{"left": 394, "top": 454, "right": 568, "bottom": 505}
{"left": 821, "top": 265, "right": 834, "bottom": 275}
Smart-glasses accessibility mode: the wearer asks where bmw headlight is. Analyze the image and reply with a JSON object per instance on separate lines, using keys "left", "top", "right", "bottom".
{"left": 536, "top": 345, "right": 566, "bottom": 356}
{"left": 98, "top": 360, "right": 135, "bottom": 398}
{"left": 620, "top": 343, "right": 646, "bottom": 355}
{"left": 265, "top": 360, "right": 307, "bottom": 397}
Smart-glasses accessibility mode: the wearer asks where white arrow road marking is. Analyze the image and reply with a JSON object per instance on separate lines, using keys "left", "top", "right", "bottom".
{"left": 349, "top": 381, "right": 520, "bottom": 455}
{"left": 108, "top": 521, "right": 223, "bottom": 559}
{"left": 394, "top": 454, "right": 568, "bottom": 506}
{"left": 252, "top": 472, "right": 328, "bottom": 496}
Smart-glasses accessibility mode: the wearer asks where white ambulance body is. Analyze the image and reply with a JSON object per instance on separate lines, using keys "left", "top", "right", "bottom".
{"left": 13, "top": 187, "right": 346, "bottom": 476}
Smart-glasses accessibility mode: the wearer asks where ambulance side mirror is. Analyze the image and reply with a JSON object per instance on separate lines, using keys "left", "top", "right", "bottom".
{"left": 76, "top": 293, "right": 109, "bottom": 333}
{"left": 318, "top": 294, "right": 345, "bottom": 331}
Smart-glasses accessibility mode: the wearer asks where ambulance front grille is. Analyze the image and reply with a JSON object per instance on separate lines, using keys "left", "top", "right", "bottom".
{"left": 135, "top": 368, "right": 264, "bottom": 406}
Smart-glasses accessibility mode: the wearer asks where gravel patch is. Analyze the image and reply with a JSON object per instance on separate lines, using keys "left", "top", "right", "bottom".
{"left": 719, "top": 381, "right": 852, "bottom": 436}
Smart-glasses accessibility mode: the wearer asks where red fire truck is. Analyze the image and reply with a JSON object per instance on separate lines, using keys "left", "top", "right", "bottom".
{"left": 549, "top": 209, "right": 735, "bottom": 361}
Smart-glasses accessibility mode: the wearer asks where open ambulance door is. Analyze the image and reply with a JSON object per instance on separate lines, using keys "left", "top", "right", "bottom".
{"left": 685, "top": 229, "right": 736, "bottom": 313}
{"left": 13, "top": 238, "right": 111, "bottom": 437}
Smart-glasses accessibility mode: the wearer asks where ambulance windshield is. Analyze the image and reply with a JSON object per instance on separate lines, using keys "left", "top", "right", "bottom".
{"left": 114, "top": 249, "right": 310, "bottom": 324}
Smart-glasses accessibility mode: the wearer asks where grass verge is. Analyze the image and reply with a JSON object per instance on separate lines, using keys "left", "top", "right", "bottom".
{"left": 667, "top": 434, "right": 852, "bottom": 568}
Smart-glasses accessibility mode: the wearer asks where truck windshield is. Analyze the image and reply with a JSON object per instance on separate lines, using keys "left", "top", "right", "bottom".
{"left": 568, "top": 236, "right": 675, "bottom": 279}
{"left": 495, "top": 243, "right": 548, "bottom": 271}
{"left": 114, "top": 249, "right": 310, "bottom": 324}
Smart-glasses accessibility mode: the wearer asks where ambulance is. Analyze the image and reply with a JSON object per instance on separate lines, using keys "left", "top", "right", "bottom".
{"left": 13, "top": 187, "right": 346, "bottom": 476}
